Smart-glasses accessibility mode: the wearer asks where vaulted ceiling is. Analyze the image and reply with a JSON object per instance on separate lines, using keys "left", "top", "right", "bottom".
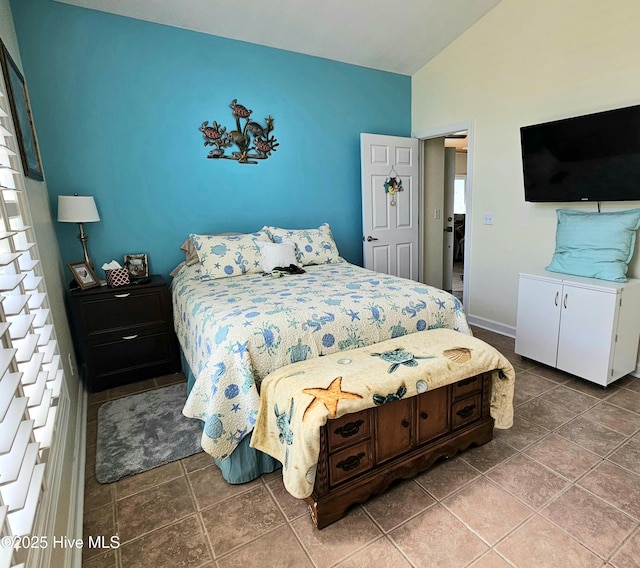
{"left": 53, "top": 0, "right": 502, "bottom": 75}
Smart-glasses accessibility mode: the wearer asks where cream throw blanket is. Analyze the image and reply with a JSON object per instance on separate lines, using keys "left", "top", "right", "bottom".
{"left": 250, "top": 328, "right": 515, "bottom": 499}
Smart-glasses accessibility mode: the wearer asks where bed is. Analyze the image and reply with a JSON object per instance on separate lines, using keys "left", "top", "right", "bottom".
{"left": 171, "top": 229, "right": 471, "bottom": 483}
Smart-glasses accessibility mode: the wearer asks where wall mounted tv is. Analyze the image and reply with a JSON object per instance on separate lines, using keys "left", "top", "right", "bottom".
{"left": 521, "top": 104, "right": 640, "bottom": 202}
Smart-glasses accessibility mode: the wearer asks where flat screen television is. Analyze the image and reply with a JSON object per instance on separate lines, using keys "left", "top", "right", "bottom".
{"left": 521, "top": 104, "right": 640, "bottom": 202}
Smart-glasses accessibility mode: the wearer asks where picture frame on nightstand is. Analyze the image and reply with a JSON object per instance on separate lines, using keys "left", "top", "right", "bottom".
{"left": 67, "top": 260, "right": 100, "bottom": 290}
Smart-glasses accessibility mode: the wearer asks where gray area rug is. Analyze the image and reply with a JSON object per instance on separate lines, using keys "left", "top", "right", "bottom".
{"left": 95, "top": 383, "right": 203, "bottom": 484}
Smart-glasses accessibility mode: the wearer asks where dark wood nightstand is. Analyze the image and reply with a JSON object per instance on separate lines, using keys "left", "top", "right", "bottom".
{"left": 68, "top": 275, "right": 181, "bottom": 392}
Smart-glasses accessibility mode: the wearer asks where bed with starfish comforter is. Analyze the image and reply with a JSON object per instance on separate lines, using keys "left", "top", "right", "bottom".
{"left": 172, "top": 261, "right": 470, "bottom": 476}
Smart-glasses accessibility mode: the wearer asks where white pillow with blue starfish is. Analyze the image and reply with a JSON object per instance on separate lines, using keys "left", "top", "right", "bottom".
{"left": 190, "top": 231, "right": 270, "bottom": 279}
{"left": 262, "top": 223, "right": 342, "bottom": 266}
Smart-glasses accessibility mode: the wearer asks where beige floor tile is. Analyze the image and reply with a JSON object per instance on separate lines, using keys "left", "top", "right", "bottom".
{"left": 200, "top": 484, "right": 285, "bottom": 557}
{"left": 609, "top": 437, "right": 640, "bottom": 475}
{"left": 512, "top": 371, "right": 558, "bottom": 406}
{"left": 216, "top": 525, "right": 312, "bottom": 568}
{"left": 188, "top": 463, "right": 261, "bottom": 510}
{"left": 389, "top": 504, "right": 488, "bottom": 568}
{"left": 606, "top": 389, "right": 640, "bottom": 415}
{"left": 541, "top": 486, "right": 636, "bottom": 559}
{"left": 119, "top": 516, "right": 212, "bottom": 568}
{"left": 443, "top": 477, "right": 532, "bottom": 545}
{"left": 493, "top": 414, "right": 549, "bottom": 451}
{"left": 468, "top": 550, "right": 514, "bottom": 568}
{"left": 564, "top": 378, "right": 618, "bottom": 400}
{"left": 266, "top": 477, "right": 311, "bottom": 521}
{"left": 487, "top": 455, "right": 568, "bottom": 509}
{"left": 579, "top": 461, "right": 640, "bottom": 519}
{"left": 82, "top": 503, "right": 117, "bottom": 562}
{"left": 539, "top": 384, "right": 600, "bottom": 413}
{"left": 610, "top": 527, "right": 640, "bottom": 568}
{"left": 81, "top": 549, "right": 117, "bottom": 568}
{"left": 362, "top": 479, "right": 436, "bottom": 532}
{"left": 460, "top": 438, "right": 518, "bottom": 473}
{"left": 555, "top": 416, "right": 627, "bottom": 456}
{"left": 116, "top": 477, "right": 196, "bottom": 543}
{"left": 515, "top": 398, "right": 577, "bottom": 430}
{"left": 582, "top": 402, "right": 640, "bottom": 436}
{"left": 113, "top": 461, "right": 184, "bottom": 500}
{"left": 84, "top": 475, "right": 113, "bottom": 512}
{"left": 181, "top": 450, "right": 213, "bottom": 473}
{"left": 291, "top": 507, "right": 382, "bottom": 568}
{"left": 333, "top": 537, "right": 412, "bottom": 568}
{"left": 524, "top": 433, "right": 601, "bottom": 481}
{"left": 496, "top": 515, "right": 602, "bottom": 568}
{"left": 526, "top": 365, "right": 573, "bottom": 384}
{"left": 415, "top": 455, "right": 480, "bottom": 499}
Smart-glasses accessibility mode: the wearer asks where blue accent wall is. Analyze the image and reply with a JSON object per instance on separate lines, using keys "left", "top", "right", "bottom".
{"left": 11, "top": 0, "right": 410, "bottom": 278}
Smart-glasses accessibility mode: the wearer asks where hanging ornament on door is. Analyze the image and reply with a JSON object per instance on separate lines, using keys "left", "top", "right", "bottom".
{"left": 384, "top": 165, "right": 403, "bottom": 206}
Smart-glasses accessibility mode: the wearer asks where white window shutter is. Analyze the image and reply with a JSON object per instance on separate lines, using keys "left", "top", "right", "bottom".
{"left": 0, "top": 52, "right": 68, "bottom": 568}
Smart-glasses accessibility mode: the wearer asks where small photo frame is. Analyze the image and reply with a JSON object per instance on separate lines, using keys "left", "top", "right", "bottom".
{"left": 67, "top": 261, "right": 100, "bottom": 290}
{"left": 124, "top": 253, "right": 149, "bottom": 279}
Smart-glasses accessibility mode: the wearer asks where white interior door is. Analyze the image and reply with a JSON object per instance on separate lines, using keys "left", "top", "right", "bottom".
{"left": 361, "top": 133, "right": 419, "bottom": 280}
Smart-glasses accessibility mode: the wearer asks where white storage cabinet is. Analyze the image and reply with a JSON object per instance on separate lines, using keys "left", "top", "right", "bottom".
{"left": 515, "top": 270, "right": 640, "bottom": 386}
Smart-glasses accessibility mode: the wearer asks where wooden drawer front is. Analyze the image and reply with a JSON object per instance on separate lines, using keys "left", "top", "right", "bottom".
{"left": 327, "top": 411, "right": 370, "bottom": 451}
{"left": 80, "top": 289, "right": 168, "bottom": 336}
{"left": 329, "top": 440, "right": 373, "bottom": 486}
{"left": 452, "top": 394, "right": 482, "bottom": 430}
{"left": 452, "top": 375, "right": 483, "bottom": 400}
{"left": 89, "top": 330, "right": 176, "bottom": 375}
{"left": 416, "top": 386, "right": 450, "bottom": 444}
{"left": 374, "top": 398, "right": 413, "bottom": 463}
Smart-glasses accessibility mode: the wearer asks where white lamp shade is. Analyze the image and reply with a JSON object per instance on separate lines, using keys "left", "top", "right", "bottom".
{"left": 57, "top": 195, "right": 100, "bottom": 223}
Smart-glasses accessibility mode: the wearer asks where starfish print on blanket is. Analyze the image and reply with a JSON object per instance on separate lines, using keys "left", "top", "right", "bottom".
{"left": 302, "top": 376, "right": 363, "bottom": 421}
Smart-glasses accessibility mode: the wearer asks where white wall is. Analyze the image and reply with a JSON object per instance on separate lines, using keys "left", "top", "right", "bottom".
{"left": 412, "top": 0, "right": 640, "bottom": 332}
{"left": 1, "top": 0, "right": 83, "bottom": 562}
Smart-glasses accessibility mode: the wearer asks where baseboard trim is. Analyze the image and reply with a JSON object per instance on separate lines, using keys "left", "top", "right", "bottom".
{"left": 68, "top": 381, "right": 87, "bottom": 568}
{"left": 466, "top": 314, "right": 516, "bottom": 339}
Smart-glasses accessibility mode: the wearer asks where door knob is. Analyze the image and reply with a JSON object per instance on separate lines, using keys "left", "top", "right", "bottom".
{"left": 365, "top": 236, "right": 378, "bottom": 242}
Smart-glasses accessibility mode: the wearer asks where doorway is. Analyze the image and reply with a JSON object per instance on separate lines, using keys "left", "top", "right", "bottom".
{"left": 416, "top": 123, "right": 472, "bottom": 308}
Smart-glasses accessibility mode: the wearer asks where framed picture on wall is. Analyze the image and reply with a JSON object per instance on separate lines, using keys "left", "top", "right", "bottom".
{"left": 0, "top": 40, "right": 44, "bottom": 180}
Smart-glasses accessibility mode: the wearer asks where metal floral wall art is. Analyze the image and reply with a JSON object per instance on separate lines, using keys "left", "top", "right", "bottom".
{"left": 199, "top": 99, "right": 279, "bottom": 164}
{"left": 384, "top": 165, "right": 403, "bottom": 206}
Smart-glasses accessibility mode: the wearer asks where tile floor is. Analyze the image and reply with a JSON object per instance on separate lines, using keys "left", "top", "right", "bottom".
{"left": 82, "top": 328, "right": 640, "bottom": 568}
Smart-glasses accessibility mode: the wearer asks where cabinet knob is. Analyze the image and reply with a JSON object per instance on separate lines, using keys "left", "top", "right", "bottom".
{"left": 122, "top": 334, "right": 139, "bottom": 340}
{"left": 114, "top": 293, "right": 131, "bottom": 298}
{"left": 401, "top": 419, "right": 410, "bottom": 428}
{"left": 420, "top": 411, "right": 429, "bottom": 420}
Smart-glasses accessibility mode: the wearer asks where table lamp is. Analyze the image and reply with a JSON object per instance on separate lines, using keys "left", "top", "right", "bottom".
{"left": 57, "top": 194, "right": 100, "bottom": 268}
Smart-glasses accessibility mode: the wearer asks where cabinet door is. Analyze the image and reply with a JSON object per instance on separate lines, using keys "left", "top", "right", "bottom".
{"left": 374, "top": 398, "right": 413, "bottom": 463}
{"left": 556, "top": 284, "right": 617, "bottom": 384}
{"left": 416, "top": 386, "right": 449, "bottom": 444}
{"left": 515, "top": 275, "right": 562, "bottom": 366}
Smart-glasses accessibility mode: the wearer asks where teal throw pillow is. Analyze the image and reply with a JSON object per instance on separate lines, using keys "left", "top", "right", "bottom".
{"left": 546, "top": 208, "right": 640, "bottom": 282}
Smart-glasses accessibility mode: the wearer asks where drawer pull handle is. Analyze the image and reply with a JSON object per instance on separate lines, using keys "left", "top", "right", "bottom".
{"left": 336, "top": 453, "right": 365, "bottom": 472}
{"left": 456, "top": 404, "right": 476, "bottom": 419}
{"left": 420, "top": 411, "right": 429, "bottom": 420}
{"left": 334, "top": 420, "right": 364, "bottom": 438}
{"left": 401, "top": 419, "right": 410, "bottom": 428}
{"left": 122, "top": 334, "right": 139, "bottom": 340}
{"left": 458, "top": 377, "right": 477, "bottom": 387}
{"left": 114, "top": 293, "right": 131, "bottom": 298}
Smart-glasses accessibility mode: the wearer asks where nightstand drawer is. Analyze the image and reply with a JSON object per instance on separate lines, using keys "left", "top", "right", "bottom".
{"left": 79, "top": 288, "right": 169, "bottom": 336}
{"left": 452, "top": 375, "right": 482, "bottom": 400}
{"left": 88, "top": 329, "right": 179, "bottom": 391}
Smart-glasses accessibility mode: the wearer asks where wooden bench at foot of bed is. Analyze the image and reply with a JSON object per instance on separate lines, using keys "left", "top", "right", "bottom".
{"left": 306, "top": 372, "right": 493, "bottom": 529}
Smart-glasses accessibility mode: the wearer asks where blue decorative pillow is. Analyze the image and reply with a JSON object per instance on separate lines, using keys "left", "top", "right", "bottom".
{"left": 262, "top": 223, "right": 342, "bottom": 266}
{"left": 546, "top": 209, "right": 640, "bottom": 282}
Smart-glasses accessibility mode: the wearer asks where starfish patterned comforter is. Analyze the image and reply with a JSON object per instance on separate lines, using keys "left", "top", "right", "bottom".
{"left": 172, "top": 261, "right": 470, "bottom": 460}
{"left": 250, "top": 328, "right": 515, "bottom": 499}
